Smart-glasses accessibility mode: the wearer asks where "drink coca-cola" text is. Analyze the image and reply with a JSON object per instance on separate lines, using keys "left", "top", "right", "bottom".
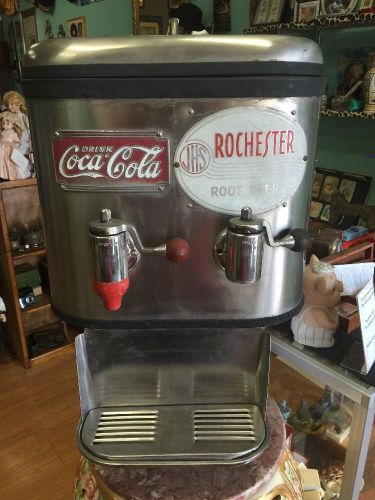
{"left": 58, "top": 145, "right": 165, "bottom": 179}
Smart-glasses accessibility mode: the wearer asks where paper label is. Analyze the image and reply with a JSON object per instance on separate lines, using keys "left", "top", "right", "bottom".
{"left": 174, "top": 106, "right": 307, "bottom": 215}
{"left": 357, "top": 279, "right": 375, "bottom": 374}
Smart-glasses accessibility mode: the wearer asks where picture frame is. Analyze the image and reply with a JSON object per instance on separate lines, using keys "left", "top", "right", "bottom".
{"left": 22, "top": 8, "right": 38, "bottom": 50}
{"left": 139, "top": 16, "right": 163, "bottom": 35}
{"left": 321, "top": 0, "right": 358, "bottom": 16}
{"left": 268, "top": 0, "right": 286, "bottom": 22}
{"left": 297, "top": 0, "right": 320, "bottom": 21}
{"left": 359, "top": 0, "right": 373, "bottom": 10}
{"left": 67, "top": 16, "right": 87, "bottom": 38}
{"left": 309, "top": 167, "right": 372, "bottom": 228}
{"left": 253, "top": 0, "right": 286, "bottom": 24}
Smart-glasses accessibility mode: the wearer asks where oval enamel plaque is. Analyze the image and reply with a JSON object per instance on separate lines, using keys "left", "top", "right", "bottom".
{"left": 174, "top": 106, "right": 307, "bottom": 215}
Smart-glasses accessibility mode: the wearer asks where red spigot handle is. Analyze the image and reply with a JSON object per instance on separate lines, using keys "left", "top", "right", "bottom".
{"left": 165, "top": 238, "right": 190, "bottom": 263}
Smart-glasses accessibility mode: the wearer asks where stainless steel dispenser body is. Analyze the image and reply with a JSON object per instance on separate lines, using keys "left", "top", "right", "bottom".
{"left": 22, "top": 36, "right": 323, "bottom": 328}
{"left": 22, "top": 36, "right": 323, "bottom": 466}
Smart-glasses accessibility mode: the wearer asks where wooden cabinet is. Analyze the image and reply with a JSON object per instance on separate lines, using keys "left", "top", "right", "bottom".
{"left": 0, "top": 178, "right": 75, "bottom": 368}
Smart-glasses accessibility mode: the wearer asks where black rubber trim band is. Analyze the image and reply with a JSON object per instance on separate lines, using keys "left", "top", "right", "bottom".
{"left": 22, "top": 76, "right": 326, "bottom": 99}
{"left": 52, "top": 296, "right": 304, "bottom": 330}
{"left": 22, "top": 61, "right": 324, "bottom": 79}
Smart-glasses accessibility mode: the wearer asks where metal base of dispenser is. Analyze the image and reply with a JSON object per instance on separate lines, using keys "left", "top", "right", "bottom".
{"left": 75, "top": 328, "right": 269, "bottom": 465}
{"left": 77, "top": 403, "right": 267, "bottom": 466}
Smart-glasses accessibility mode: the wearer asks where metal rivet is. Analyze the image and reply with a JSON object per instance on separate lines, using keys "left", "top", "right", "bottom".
{"left": 187, "top": 202, "right": 193, "bottom": 208}
{"left": 291, "top": 110, "right": 296, "bottom": 115}
{"left": 188, "top": 108, "right": 195, "bottom": 115}
{"left": 54, "top": 131, "right": 60, "bottom": 137}
{"left": 156, "top": 131, "right": 163, "bottom": 138}
{"left": 283, "top": 202, "right": 287, "bottom": 207}
{"left": 303, "top": 156, "right": 308, "bottom": 161}
{"left": 173, "top": 161, "right": 180, "bottom": 168}
{"left": 158, "top": 185, "right": 166, "bottom": 192}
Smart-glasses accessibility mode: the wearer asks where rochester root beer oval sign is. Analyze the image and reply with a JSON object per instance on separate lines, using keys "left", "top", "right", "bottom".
{"left": 174, "top": 106, "right": 307, "bottom": 215}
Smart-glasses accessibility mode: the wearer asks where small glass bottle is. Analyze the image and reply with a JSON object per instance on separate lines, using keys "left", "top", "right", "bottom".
{"left": 363, "top": 52, "right": 375, "bottom": 114}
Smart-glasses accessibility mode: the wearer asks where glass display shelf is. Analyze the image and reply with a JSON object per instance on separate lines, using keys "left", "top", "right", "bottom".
{"left": 266, "top": 325, "right": 375, "bottom": 500}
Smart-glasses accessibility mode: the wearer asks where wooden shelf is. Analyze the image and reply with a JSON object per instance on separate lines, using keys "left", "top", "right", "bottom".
{"left": 21, "top": 290, "right": 51, "bottom": 315}
{"left": 321, "top": 109, "right": 375, "bottom": 119}
{"left": 13, "top": 247, "right": 47, "bottom": 261}
{"left": 0, "top": 177, "right": 75, "bottom": 367}
{"left": 245, "top": 12, "right": 375, "bottom": 34}
{"left": 0, "top": 178, "right": 37, "bottom": 191}
{"left": 30, "top": 343, "right": 74, "bottom": 367}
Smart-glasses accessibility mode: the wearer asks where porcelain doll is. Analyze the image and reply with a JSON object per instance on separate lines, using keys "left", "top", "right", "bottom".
{"left": 0, "top": 112, "right": 31, "bottom": 180}
{"left": 2, "top": 91, "right": 32, "bottom": 157}
{"left": 291, "top": 255, "right": 343, "bottom": 348}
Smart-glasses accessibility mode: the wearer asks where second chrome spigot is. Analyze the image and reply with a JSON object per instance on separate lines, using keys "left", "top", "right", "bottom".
{"left": 214, "top": 207, "right": 308, "bottom": 284}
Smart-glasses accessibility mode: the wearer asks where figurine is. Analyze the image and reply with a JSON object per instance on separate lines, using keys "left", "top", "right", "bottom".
{"left": 309, "top": 386, "right": 334, "bottom": 420}
{"left": 45, "top": 19, "right": 53, "bottom": 39}
{"left": 0, "top": 111, "right": 31, "bottom": 180}
{"left": 57, "top": 24, "right": 66, "bottom": 38}
{"left": 291, "top": 255, "right": 343, "bottom": 348}
{"left": 287, "top": 399, "right": 313, "bottom": 432}
{"left": 278, "top": 400, "right": 292, "bottom": 421}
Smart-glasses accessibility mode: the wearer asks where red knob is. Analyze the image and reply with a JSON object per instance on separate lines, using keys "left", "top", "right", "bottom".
{"left": 166, "top": 238, "right": 190, "bottom": 263}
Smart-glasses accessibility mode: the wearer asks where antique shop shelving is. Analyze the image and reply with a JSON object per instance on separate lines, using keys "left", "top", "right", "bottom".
{"left": 245, "top": 13, "right": 375, "bottom": 120}
{"left": 0, "top": 178, "right": 75, "bottom": 368}
{"left": 244, "top": 12, "right": 375, "bottom": 34}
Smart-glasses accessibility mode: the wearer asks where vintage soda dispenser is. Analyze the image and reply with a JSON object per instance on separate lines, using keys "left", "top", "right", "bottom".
{"left": 22, "top": 35, "right": 323, "bottom": 465}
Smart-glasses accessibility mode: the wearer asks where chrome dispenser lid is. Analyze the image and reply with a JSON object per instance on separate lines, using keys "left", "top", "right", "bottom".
{"left": 228, "top": 207, "right": 263, "bottom": 234}
{"left": 23, "top": 35, "right": 323, "bottom": 77}
{"left": 89, "top": 209, "right": 126, "bottom": 236}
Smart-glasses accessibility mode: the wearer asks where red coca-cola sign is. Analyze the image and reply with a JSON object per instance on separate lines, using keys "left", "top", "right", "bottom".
{"left": 52, "top": 131, "right": 169, "bottom": 190}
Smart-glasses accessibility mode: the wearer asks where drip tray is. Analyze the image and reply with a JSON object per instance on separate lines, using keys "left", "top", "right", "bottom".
{"left": 78, "top": 403, "right": 267, "bottom": 465}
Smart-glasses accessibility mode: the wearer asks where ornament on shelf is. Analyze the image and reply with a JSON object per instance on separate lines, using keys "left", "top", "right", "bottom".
{"left": 0, "top": 91, "right": 34, "bottom": 181}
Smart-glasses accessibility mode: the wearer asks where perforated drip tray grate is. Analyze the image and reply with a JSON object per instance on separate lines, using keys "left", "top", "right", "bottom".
{"left": 77, "top": 403, "right": 267, "bottom": 465}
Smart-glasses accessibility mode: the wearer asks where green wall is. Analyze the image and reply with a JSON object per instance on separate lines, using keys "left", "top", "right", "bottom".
{"left": 13, "top": 0, "right": 133, "bottom": 40}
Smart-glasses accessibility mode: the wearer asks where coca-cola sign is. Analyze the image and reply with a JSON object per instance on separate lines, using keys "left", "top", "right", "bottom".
{"left": 52, "top": 131, "right": 169, "bottom": 190}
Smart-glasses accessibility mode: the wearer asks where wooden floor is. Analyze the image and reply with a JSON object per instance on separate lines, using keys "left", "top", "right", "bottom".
{"left": 0, "top": 348, "right": 374, "bottom": 499}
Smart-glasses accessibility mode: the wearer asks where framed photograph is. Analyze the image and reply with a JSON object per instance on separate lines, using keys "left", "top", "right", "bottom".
{"left": 268, "top": 0, "right": 286, "bottom": 22}
{"left": 312, "top": 172, "right": 324, "bottom": 197}
{"left": 338, "top": 178, "right": 357, "bottom": 202}
{"left": 359, "top": 0, "right": 373, "bottom": 9}
{"left": 309, "top": 167, "right": 372, "bottom": 228}
{"left": 297, "top": 0, "right": 320, "bottom": 21}
{"left": 67, "top": 17, "right": 87, "bottom": 38}
{"left": 321, "top": 0, "right": 358, "bottom": 16}
{"left": 253, "top": 0, "right": 271, "bottom": 24}
{"left": 320, "top": 204, "right": 331, "bottom": 222}
{"left": 310, "top": 200, "right": 324, "bottom": 218}
{"left": 320, "top": 175, "right": 340, "bottom": 201}
{"left": 139, "top": 16, "right": 163, "bottom": 35}
{"left": 253, "top": 0, "right": 286, "bottom": 23}
{"left": 22, "top": 8, "right": 38, "bottom": 50}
